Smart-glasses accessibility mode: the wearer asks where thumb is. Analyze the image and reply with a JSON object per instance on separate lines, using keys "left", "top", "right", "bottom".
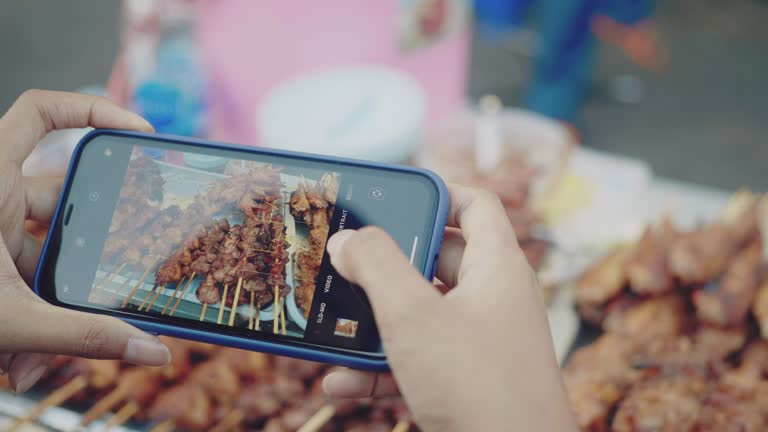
{"left": 325, "top": 227, "right": 441, "bottom": 338}
{"left": 7, "top": 298, "right": 170, "bottom": 366}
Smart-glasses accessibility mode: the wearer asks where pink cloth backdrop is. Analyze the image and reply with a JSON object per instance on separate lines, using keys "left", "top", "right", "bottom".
{"left": 195, "top": 0, "right": 469, "bottom": 146}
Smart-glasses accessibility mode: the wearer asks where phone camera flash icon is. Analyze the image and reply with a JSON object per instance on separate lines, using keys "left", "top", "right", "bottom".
{"left": 104, "top": 148, "right": 112, "bottom": 157}
{"left": 62, "top": 285, "right": 70, "bottom": 294}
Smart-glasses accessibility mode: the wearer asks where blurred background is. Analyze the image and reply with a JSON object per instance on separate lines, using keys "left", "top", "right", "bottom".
{"left": 1, "top": 0, "right": 766, "bottom": 190}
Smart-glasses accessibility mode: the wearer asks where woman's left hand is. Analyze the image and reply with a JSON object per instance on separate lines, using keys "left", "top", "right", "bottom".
{"left": 0, "top": 90, "right": 170, "bottom": 394}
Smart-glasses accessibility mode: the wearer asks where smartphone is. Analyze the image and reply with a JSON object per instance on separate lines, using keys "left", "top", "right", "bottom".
{"left": 34, "top": 130, "right": 448, "bottom": 371}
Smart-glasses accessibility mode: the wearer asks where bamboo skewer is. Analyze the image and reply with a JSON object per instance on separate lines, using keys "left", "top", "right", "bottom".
{"left": 93, "top": 262, "right": 126, "bottom": 300}
{"left": 144, "top": 283, "right": 167, "bottom": 312}
{"left": 93, "top": 262, "right": 123, "bottom": 290}
{"left": 256, "top": 303, "right": 261, "bottom": 331}
{"left": 297, "top": 404, "right": 336, "bottom": 432}
{"left": 169, "top": 272, "right": 196, "bottom": 316}
{"left": 228, "top": 278, "right": 244, "bottom": 326}
{"left": 100, "top": 401, "right": 138, "bottom": 432}
{"left": 80, "top": 386, "right": 128, "bottom": 427}
{"left": 8, "top": 376, "right": 87, "bottom": 432}
{"left": 281, "top": 296, "right": 287, "bottom": 335}
{"left": 161, "top": 275, "right": 188, "bottom": 315}
{"left": 249, "top": 290, "right": 255, "bottom": 330}
{"left": 392, "top": 419, "right": 412, "bottom": 432}
{"left": 135, "top": 283, "right": 157, "bottom": 311}
{"left": 199, "top": 304, "right": 208, "bottom": 321}
{"left": 209, "top": 409, "right": 244, "bottom": 432}
{"left": 217, "top": 284, "right": 230, "bottom": 324}
{"left": 121, "top": 262, "right": 157, "bottom": 308}
{"left": 107, "top": 271, "right": 136, "bottom": 303}
{"left": 273, "top": 285, "right": 279, "bottom": 334}
{"left": 139, "top": 284, "right": 157, "bottom": 311}
{"left": 149, "top": 420, "right": 175, "bottom": 432}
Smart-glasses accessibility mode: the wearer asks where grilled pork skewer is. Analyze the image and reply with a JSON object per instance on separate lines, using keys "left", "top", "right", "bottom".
{"left": 80, "top": 367, "right": 161, "bottom": 427}
{"left": 8, "top": 358, "right": 118, "bottom": 430}
{"left": 120, "top": 172, "right": 279, "bottom": 309}
{"left": 7, "top": 376, "right": 88, "bottom": 432}
{"left": 153, "top": 225, "right": 207, "bottom": 313}
{"left": 100, "top": 401, "right": 139, "bottom": 431}
{"left": 143, "top": 224, "right": 207, "bottom": 313}
{"left": 175, "top": 219, "right": 230, "bottom": 317}
{"left": 212, "top": 224, "right": 244, "bottom": 324}
{"left": 231, "top": 182, "right": 286, "bottom": 327}
{"left": 79, "top": 339, "right": 191, "bottom": 427}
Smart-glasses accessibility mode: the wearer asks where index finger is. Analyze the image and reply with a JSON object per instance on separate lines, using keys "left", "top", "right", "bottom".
{"left": 0, "top": 90, "right": 153, "bottom": 164}
{"left": 445, "top": 184, "right": 528, "bottom": 288}
{"left": 446, "top": 183, "right": 519, "bottom": 246}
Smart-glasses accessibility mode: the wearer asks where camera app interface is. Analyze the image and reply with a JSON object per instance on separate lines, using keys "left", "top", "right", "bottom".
{"left": 56, "top": 138, "right": 438, "bottom": 353}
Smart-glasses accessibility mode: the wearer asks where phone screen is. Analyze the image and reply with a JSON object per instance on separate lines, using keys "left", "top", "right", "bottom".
{"left": 40, "top": 133, "right": 440, "bottom": 356}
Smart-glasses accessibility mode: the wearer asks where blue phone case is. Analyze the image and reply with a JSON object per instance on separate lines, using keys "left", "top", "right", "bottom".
{"left": 34, "top": 129, "right": 449, "bottom": 371}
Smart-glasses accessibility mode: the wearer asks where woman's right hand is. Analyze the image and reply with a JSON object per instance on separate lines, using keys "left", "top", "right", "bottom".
{"left": 322, "top": 185, "right": 577, "bottom": 431}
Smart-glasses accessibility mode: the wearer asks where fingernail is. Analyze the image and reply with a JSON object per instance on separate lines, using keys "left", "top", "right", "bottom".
{"left": 326, "top": 230, "right": 356, "bottom": 257}
{"left": 322, "top": 371, "right": 367, "bottom": 398}
{"left": 135, "top": 116, "right": 154, "bottom": 132}
{"left": 123, "top": 336, "right": 171, "bottom": 366}
{"left": 14, "top": 365, "right": 47, "bottom": 394}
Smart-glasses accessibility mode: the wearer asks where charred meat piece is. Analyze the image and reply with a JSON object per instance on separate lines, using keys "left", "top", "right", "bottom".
{"left": 155, "top": 260, "right": 184, "bottom": 286}
{"left": 611, "top": 374, "right": 708, "bottom": 432}
{"left": 693, "top": 241, "right": 763, "bottom": 327}
{"left": 752, "top": 278, "right": 768, "bottom": 339}
{"left": 691, "top": 325, "right": 748, "bottom": 360}
{"left": 626, "top": 221, "right": 676, "bottom": 296}
{"left": 215, "top": 349, "right": 269, "bottom": 378}
{"left": 564, "top": 335, "right": 641, "bottom": 431}
{"left": 319, "top": 172, "right": 339, "bottom": 205}
{"left": 116, "top": 368, "right": 162, "bottom": 409}
{"left": 602, "top": 294, "right": 686, "bottom": 342}
{"left": 237, "top": 384, "right": 282, "bottom": 421}
{"left": 188, "top": 360, "right": 241, "bottom": 404}
{"left": 196, "top": 274, "right": 222, "bottom": 305}
{"left": 669, "top": 196, "right": 758, "bottom": 285}
{"left": 575, "top": 248, "right": 630, "bottom": 325}
{"left": 290, "top": 180, "right": 311, "bottom": 219}
{"left": 65, "top": 359, "right": 120, "bottom": 391}
{"left": 148, "top": 383, "right": 212, "bottom": 431}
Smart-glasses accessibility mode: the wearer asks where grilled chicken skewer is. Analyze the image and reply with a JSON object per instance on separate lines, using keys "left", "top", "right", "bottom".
{"left": 290, "top": 174, "right": 337, "bottom": 319}
{"left": 573, "top": 247, "right": 630, "bottom": 326}
{"left": 749, "top": 197, "right": 768, "bottom": 337}
{"left": 668, "top": 189, "right": 759, "bottom": 285}
{"left": 626, "top": 216, "right": 677, "bottom": 296}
